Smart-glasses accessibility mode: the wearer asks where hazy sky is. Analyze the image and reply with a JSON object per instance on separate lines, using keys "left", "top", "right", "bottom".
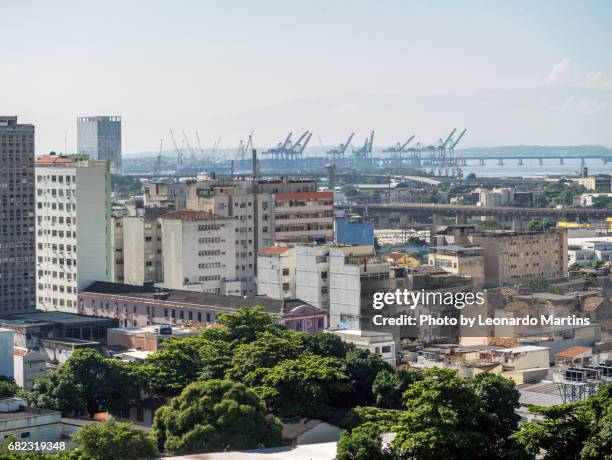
{"left": 2, "top": 0, "right": 611, "bottom": 154}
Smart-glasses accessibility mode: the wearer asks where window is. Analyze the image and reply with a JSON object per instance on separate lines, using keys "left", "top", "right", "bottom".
{"left": 321, "top": 271, "right": 328, "bottom": 280}
{"left": 381, "top": 346, "right": 392, "bottom": 354}
{"left": 282, "top": 283, "right": 290, "bottom": 292}
{"left": 282, "top": 268, "right": 290, "bottom": 276}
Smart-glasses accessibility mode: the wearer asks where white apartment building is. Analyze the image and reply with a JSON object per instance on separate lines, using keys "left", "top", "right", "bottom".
{"left": 161, "top": 210, "right": 250, "bottom": 295}
{"left": 257, "top": 243, "right": 383, "bottom": 327}
{"left": 257, "top": 246, "right": 297, "bottom": 300}
{"left": 35, "top": 154, "right": 111, "bottom": 312}
{"left": 568, "top": 236, "right": 612, "bottom": 267}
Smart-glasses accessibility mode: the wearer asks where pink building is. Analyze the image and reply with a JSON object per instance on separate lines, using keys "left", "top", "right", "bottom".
{"left": 78, "top": 281, "right": 327, "bottom": 333}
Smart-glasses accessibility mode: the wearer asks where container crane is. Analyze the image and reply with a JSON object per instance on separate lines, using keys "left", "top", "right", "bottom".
{"left": 326, "top": 132, "right": 354, "bottom": 160}
{"left": 352, "top": 131, "right": 374, "bottom": 158}
{"left": 382, "top": 135, "right": 415, "bottom": 159}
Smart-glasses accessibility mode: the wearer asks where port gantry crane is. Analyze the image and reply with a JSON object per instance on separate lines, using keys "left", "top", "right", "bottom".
{"left": 352, "top": 131, "right": 375, "bottom": 158}
{"left": 326, "top": 132, "right": 355, "bottom": 161}
{"left": 382, "top": 135, "right": 416, "bottom": 160}
{"left": 262, "top": 131, "right": 311, "bottom": 161}
{"left": 402, "top": 129, "right": 467, "bottom": 176}
{"left": 235, "top": 132, "right": 253, "bottom": 161}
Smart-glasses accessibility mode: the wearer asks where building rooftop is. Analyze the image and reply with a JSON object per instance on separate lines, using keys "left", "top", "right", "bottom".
{"left": 260, "top": 246, "right": 290, "bottom": 255}
{"left": 497, "top": 345, "right": 549, "bottom": 354}
{"left": 0, "top": 311, "right": 116, "bottom": 326}
{"left": 275, "top": 191, "right": 333, "bottom": 200}
{"left": 555, "top": 346, "right": 592, "bottom": 358}
{"left": 160, "top": 210, "right": 225, "bottom": 221}
{"left": 82, "top": 281, "right": 316, "bottom": 315}
{"left": 35, "top": 153, "right": 74, "bottom": 165}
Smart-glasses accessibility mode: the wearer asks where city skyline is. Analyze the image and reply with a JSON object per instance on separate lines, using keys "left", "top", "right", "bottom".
{"left": 2, "top": 0, "right": 611, "bottom": 154}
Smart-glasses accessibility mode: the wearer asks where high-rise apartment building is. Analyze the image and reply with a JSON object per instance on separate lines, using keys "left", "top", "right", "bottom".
{"left": 77, "top": 116, "right": 122, "bottom": 173}
{"left": 0, "top": 116, "right": 36, "bottom": 313}
{"left": 35, "top": 153, "right": 111, "bottom": 312}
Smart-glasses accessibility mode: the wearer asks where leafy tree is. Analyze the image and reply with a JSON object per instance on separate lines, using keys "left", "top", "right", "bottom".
{"left": 519, "top": 276, "right": 560, "bottom": 294}
{"left": 216, "top": 306, "right": 284, "bottom": 344}
{"left": 0, "top": 377, "right": 20, "bottom": 398}
{"left": 467, "top": 373, "right": 522, "bottom": 458}
{"left": 72, "top": 421, "right": 157, "bottom": 460}
{"left": 256, "top": 354, "right": 353, "bottom": 419}
{"left": 512, "top": 384, "right": 612, "bottom": 460}
{"left": 527, "top": 218, "right": 556, "bottom": 231}
{"left": 344, "top": 348, "right": 392, "bottom": 406}
{"left": 153, "top": 379, "right": 282, "bottom": 454}
{"left": 29, "top": 372, "right": 86, "bottom": 416}
{"left": 372, "top": 368, "right": 422, "bottom": 409}
{"left": 145, "top": 335, "right": 231, "bottom": 396}
{"left": 337, "top": 423, "right": 390, "bottom": 460}
{"left": 392, "top": 368, "right": 486, "bottom": 459}
{"left": 478, "top": 219, "right": 504, "bottom": 230}
{"left": 225, "top": 332, "right": 304, "bottom": 385}
{"left": 300, "top": 332, "right": 349, "bottom": 359}
{"left": 30, "top": 349, "right": 141, "bottom": 417}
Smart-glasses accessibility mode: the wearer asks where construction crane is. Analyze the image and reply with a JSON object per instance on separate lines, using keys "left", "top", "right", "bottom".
{"left": 170, "top": 130, "right": 183, "bottom": 176}
{"left": 382, "top": 135, "right": 415, "bottom": 159}
{"left": 352, "top": 131, "right": 374, "bottom": 158}
{"left": 182, "top": 130, "right": 198, "bottom": 170}
{"left": 153, "top": 139, "right": 163, "bottom": 176}
{"left": 195, "top": 130, "right": 207, "bottom": 164}
{"left": 210, "top": 137, "right": 222, "bottom": 158}
{"left": 326, "top": 132, "right": 354, "bottom": 160}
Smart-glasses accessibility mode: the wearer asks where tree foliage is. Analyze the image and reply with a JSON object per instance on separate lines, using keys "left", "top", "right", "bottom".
{"left": 337, "top": 423, "right": 391, "bottom": 460}
{"left": 29, "top": 349, "right": 142, "bottom": 417}
{"left": 72, "top": 421, "right": 157, "bottom": 460}
{"left": 256, "top": 354, "right": 353, "bottom": 419}
{"left": 344, "top": 348, "right": 392, "bottom": 406}
{"left": 372, "top": 368, "right": 422, "bottom": 409}
{"left": 153, "top": 379, "right": 282, "bottom": 454}
{"left": 512, "top": 384, "right": 612, "bottom": 460}
{"left": 145, "top": 335, "right": 231, "bottom": 396}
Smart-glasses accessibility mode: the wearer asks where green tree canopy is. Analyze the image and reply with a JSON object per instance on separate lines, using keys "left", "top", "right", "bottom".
{"left": 344, "top": 348, "right": 392, "bottom": 406}
{"left": 216, "top": 306, "right": 285, "bottom": 344}
{"left": 392, "top": 368, "right": 487, "bottom": 460}
{"left": 72, "top": 421, "right": 157, "bottom": 460}
{"left": 153, "top": 379, "right": 282, "bottom": 454}
{"left": 372, "top": 368, "right": 422, "bottom": 409}
{"left": 467, "top": 373, "right": 522, "bottom": 458}
{"left": 256, "top": 354, "right": 353, "bottom": 419}
{"left": 29, "top": 348, "right": 142, "bottom": 417}
{"left": 512, "top": 384, "right": 612, "bottom": 460}
{"left": 336, "top": 422, "right": 391, "bottom": 460}
{"left": 0, "top": 377, "right": 20, "bottom": 398}
{"left": 225, "top": 331, "right": 304, "bottom": 385}
{"left": 145, "top": 335, "right": 231, "bottom": 397}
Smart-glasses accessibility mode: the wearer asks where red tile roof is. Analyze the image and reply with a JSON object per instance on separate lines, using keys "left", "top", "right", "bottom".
{"left": 260, "top": 246, "right": 289, "bottom": 255}
{"left": 36, "top": 154, "right": 74, "bottom": 164}
{"left": 160, "top": 210, "right": 224, "bottom": 221}
{"left": 555, "top": 346, "right": 591, "bottom": 358}
{"left": 275, "top": 191, "right": 333, "bottom": 201}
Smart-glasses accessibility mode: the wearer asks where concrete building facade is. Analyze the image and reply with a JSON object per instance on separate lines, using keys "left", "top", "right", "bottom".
{"left": 77, "top": 116, "right": 122, "bottom": 173}
{"left": 35, "top": 154, "right": 111, "bottom": 312}
{"left": 0, "top": 116, "right": 36, "bottom": 314}
{"left": 160, "top": 210, "right": 245, "bottom": 295}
